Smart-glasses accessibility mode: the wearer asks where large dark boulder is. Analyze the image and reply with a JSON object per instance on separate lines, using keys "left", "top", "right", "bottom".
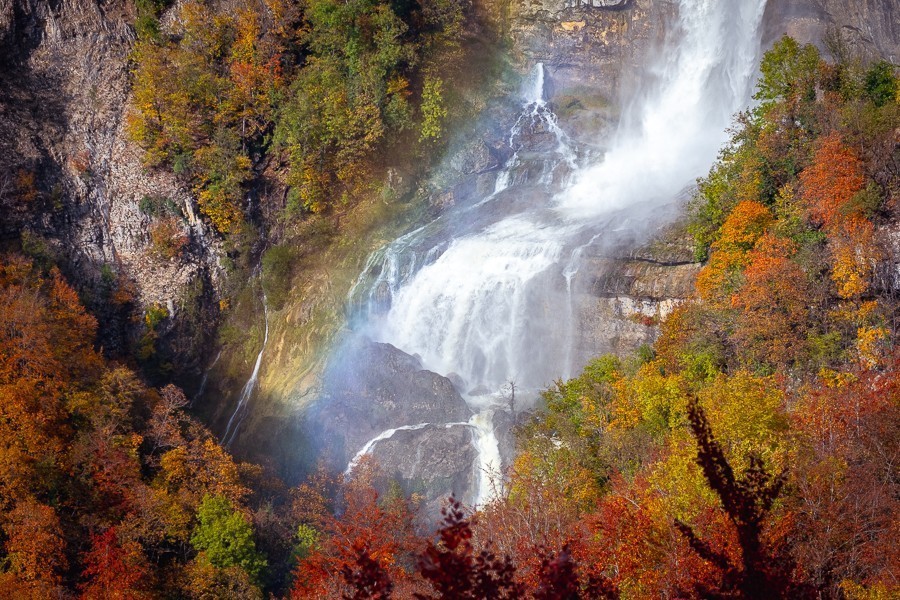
{"left": 305, "top": 339, "right": 472, "bottom": 471}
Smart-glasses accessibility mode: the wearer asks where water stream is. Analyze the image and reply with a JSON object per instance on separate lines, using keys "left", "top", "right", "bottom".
{"left": 222, "top": 295, "right": 269, "bottom": 447}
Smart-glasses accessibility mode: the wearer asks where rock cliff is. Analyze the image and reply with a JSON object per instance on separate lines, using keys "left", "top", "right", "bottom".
{"left": 0, "top": 0, "right": 222, "bottom": 370}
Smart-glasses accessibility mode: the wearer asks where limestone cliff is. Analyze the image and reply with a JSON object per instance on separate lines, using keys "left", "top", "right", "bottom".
{"left": 0, "top": 0, "right": 222, "bottom": 371}
{"left": 763, "top": 0, "right": 898, "bottom": 60}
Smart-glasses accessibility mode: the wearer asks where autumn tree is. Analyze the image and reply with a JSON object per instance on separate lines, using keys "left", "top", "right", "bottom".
{"left": 674, "top": 399, "right": 808, "bottom": 599}
{"left": 80, "top": 527, "right": 152, "bottom": 599}
{"left": 416, "top": 498, "right": 523, "bottom": 599}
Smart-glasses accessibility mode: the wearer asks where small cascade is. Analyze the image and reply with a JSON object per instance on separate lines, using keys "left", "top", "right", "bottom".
{"left": 222, "top": 295, "right": 269, "bottom": 447}
{"left": 345, "top": 421, "right": 472, "bottom": 474}
{"left": 345, "top": 423, "right": 432, "bottom": 475}
{"left": 468, "top": 410, "right": 502, "bottom": 506}
{"left": 192, "top": 350, "right": 222, "bottom": 407}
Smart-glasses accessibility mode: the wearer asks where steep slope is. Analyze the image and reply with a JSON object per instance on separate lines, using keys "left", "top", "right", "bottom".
{"left": 0, "top": 0, "right": 222, "bottom": 372}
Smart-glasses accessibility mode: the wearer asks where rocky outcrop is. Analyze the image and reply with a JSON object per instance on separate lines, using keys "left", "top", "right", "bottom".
{"left": 478, "top": 0, "right": 677, "bottom": 145}
{"left": 369, "top": 424, "right": 478, "bottom": 517}
{"left": 303, "top": 340, "right": 473, "bottom": 470}
{"left": 570, "top": 221, "right": 700, "bottom": 362}
{"left": 0, "top": 0, "right": 222, "bottom": 367}
{"left": 763, "top": 0, "right": 899, "bottom": 61}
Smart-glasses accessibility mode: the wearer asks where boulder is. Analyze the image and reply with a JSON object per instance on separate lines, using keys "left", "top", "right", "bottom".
{"left": 306, "top": 340, "right": 472, "bottom": 470}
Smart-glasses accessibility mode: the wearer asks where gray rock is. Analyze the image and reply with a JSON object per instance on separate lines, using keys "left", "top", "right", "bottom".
{"left": 307, "top": 340, "right": 472, "bottom": 469}
{"left": 370, "top": 423, "right": 478, "bottom": 520}
{"left": 450, "top": 140, "right": 502, "bottom": 175}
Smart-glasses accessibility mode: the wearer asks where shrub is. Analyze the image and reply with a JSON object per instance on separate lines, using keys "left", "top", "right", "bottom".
{"left": 149, "top": 218, "right": 189, "bottom": 260}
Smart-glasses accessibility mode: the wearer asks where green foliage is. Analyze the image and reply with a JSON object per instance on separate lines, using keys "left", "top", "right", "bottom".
{"left": 273, "top": 0, "right": 464, "bottom": 212}
{"left": 261, "top": 245, "right": 295, "bottom": 311}
{"left": 420, "top": 76, "right": 448, "bottom": 141}
{"left": 134, "top": 0, "right": 171, "bottom": 40}
{"left": 19, "top": 230, "right": 56, "bottom": 270}
{"left": 128, "top": 1, "right": 281, "bottom": 233}
{"left": 863, "top": 60, "right": 898, "bottom": 107}
{"left": 294, "top": 524, "right": 320, "bottom": 560}
{"left": 128, "top": 0, "right": 467, "bottom": 231}
{"left": 754, "top": 36, "right": 821, "bottom": 113}
{"left": 139, "top": 194, "right": 180, "bottom": 218}
{"left": 191, "top": 495, "right": 267, "bottom": 583}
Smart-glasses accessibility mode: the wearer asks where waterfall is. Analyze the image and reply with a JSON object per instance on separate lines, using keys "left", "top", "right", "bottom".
{"left": 371, "top": 0, "right": 767, "bottom": 393}
{"left": 222, "top": 295, "right": 269, "bottom": 447}
{"left": 559, "top": 0, "right": 768, "bottom": 219}
{"left": 343, "top": 0, "right": 768, "bottom": 507}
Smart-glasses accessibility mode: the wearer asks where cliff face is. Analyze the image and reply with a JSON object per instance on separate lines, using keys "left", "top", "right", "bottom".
{"left": 0, "top": 0, "right": 222, "bottom": 368}
{"left": 763, "top": 0, "right": 899, "bottom": 60}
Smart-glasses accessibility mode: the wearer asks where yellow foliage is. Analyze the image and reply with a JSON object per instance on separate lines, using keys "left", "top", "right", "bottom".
{"left": 856, "top": 325, "right": 889, "bottom": 367}
{"left": 817, "top": 368, "right": 857, "bottom": 388}
{"left": 699, "top": 371, "right": 788, "bottom": 474}
{"left": 610, "top": 362, "right": 689, "bottom": 437}
{"left": 510, "top": 446, "right": 602, "bottom": 512}
{"left": 840, "top": 581, "right": 899, "bottom": 600}
{"left": 647, "top": 430, "right": 716, "bottom": 521}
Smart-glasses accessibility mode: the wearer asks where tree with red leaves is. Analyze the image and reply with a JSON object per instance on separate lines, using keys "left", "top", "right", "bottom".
{"left": 80, "top": 527, "right": 152, "bottom": 599}
{"left": 416, "top": 498, "right": 523, "bottom": 599}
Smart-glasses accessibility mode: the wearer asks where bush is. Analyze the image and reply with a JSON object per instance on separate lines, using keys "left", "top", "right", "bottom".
{"left": 863, "top": 60, "right": 898, "bottom": 107}
{"left": 261, "top": 245, "right": 295, "bottom": 311}
{"left": 149, "top": 218, "right": 189, "bottom": 260}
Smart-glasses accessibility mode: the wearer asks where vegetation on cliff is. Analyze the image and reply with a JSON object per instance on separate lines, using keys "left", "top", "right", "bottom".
{"left": 128, "top": 0, "right": 467, "bottom": 234}
{"left": 281, "top": 37, "right": 900, "bottom": 599}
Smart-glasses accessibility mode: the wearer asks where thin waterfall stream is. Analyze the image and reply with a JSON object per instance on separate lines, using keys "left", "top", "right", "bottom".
{"left": 222, "top": 294, "right": 269, "bottom": 447}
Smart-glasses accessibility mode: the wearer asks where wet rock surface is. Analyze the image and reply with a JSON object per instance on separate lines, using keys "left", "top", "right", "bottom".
{"left": 305, "top": 340, "right": 472, "bottom": 470}
{"left": 369, "top": 423, "right": 478, "bottom": 517}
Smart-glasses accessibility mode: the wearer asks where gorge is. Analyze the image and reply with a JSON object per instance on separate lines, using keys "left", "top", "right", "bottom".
{"left": 306, "top": 0, "right": 769, "bottom": 511}
{"left": 0, "top": 0, "right": 897, "bottom": 596}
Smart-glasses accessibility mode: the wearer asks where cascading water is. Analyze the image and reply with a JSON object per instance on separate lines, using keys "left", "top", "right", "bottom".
{"left": 222, "top": 296, "right": 269, "bottom": 447}
{"left": 559, "top": 0, "right": 768, "bottom": 219}
{"left": 343, "top": 0, "right": 768, "bottom": 506}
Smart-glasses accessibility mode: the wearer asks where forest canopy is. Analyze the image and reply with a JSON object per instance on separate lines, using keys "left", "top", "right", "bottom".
{"left": 127, "top": 0, "right": 467, "bottom": 233}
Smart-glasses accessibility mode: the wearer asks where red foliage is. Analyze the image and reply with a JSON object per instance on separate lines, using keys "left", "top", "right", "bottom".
{"left": 80, "top": 527, "right": 151, "bottom": 599}
{"left": 416, "top": 498, "right": 522, "bottom": 599}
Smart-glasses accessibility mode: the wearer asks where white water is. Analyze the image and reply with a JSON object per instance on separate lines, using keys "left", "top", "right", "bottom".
{"left": 222, "top": 296, "right": 269, "bottom": 447}
{"left": 345, "top": 423, "right": 432, "bottom": 475}
{"left": 559, "top": 0, "right": 768, "bottom": 219}
{"left": 346, "top": 0, "right": 768, "bottom": 507}
{"left": 469, "top": 410, "right": 502, "bottom": 505}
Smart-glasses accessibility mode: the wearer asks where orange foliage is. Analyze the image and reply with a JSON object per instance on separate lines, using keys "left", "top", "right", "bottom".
{"left": 696, "top": 201, "right": 773, "bottom": 303}
{"left": 3, "top": 498, "right": 67, "bottom": 591}
{"left": 731, "top": 234, "right": 810, "bottom": 367}
{"left": 291, "top": 464, "right": 422, "bottom": 598}
{"left": 800, "top": 133, "right": 866, "bottom": 229}
{"left": 830, "top": 216, "right": 880, "bottom": 299}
